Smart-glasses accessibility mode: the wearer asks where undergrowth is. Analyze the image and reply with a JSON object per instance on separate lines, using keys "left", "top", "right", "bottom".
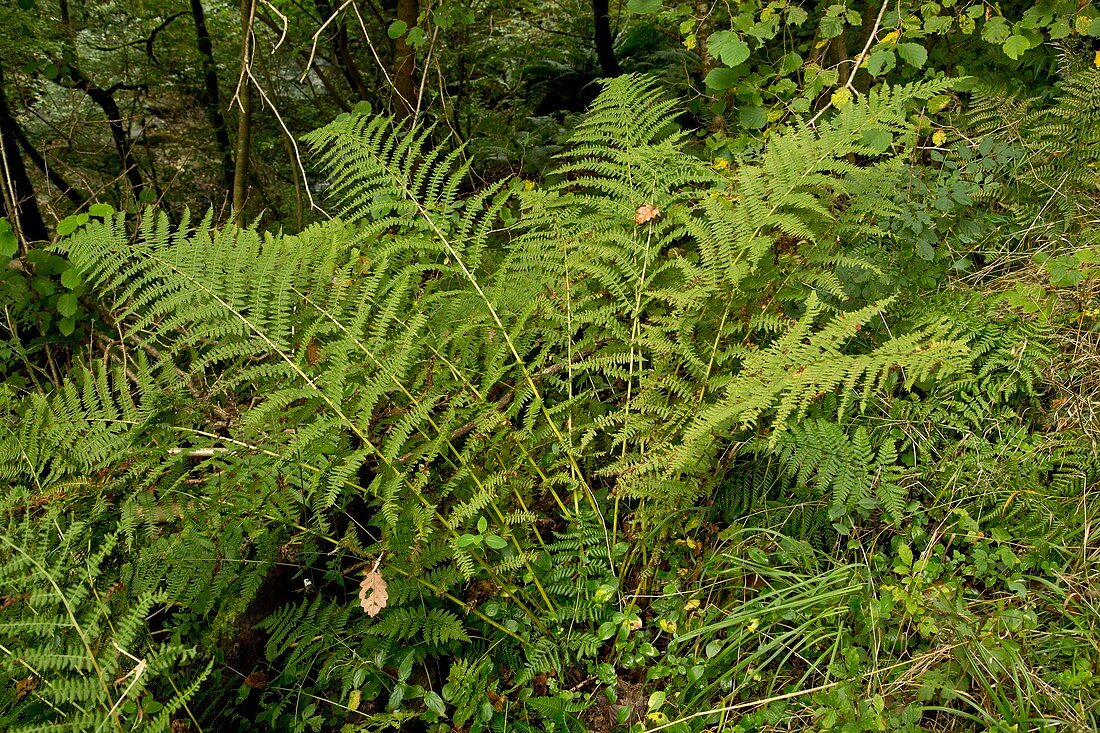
{"left": 0, "top": 60, "right": 1098, "bottom": 733}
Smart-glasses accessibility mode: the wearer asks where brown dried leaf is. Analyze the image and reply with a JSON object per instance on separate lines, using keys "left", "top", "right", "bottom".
{"left": 358, "top": 569, "right": 388, "bottom": 616}
{"left": 634, "top": 203, "right": 659, "bottom": 225}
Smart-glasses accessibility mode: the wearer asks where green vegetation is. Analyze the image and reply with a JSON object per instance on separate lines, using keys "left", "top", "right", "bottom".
{"left": 1, "top": 1, "right": 1099, "bottom": 731}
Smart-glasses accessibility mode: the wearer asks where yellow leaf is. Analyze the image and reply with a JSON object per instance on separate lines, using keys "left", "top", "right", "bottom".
{"left": 932, "top": 129, "right": 947, "bottom": 146}
{"left": 831, "top": 87, "right": 853, "bottom": 108}
{"left": 348, "top": 689, "right": 362, "bottom": 712}
{"left": 1095, "top": 49, "right": 1100, "bottom": 68}
{"left": 880, "top": 30, "right": 900, "bottom": 44}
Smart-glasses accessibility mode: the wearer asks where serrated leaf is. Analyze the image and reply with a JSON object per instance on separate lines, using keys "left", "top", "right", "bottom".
{"left": 0, "top": 230, "right": 16, "bottom": 259}
{"left": 866, "top": 48, "right": 896, "bottom": 76}
{"left": 707, "top": 31, "right": 750, "bottom": 67}
{"left": 57, "top": 213, "right": 88, "bottom": 236}
{"left": 739, "top": 106, "right": 767, "bottom": 129}
{"left": 56, "top": 293, "right": 79, "bottom": 317}
{"left": 60, "top": 267, "right": 83, "bottom": 289}
{"left": 1002, "top": 34, "right": 1030, "bottom": 59}
{"left": 896, "top": 42, "right": 928, "bottom": 68}
{"left": 704, "top": 67, "right": 739, "bottom": 90}
{"left": 861, "top": 128, "right": 893, "bottom": 153}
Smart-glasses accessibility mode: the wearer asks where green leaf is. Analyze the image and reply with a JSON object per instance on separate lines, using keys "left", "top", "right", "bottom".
{"left": 1002, "top": 34, "right": 1030, "bottom": 60}
{"left": 407, "top": 27, "right": 426, "bottom": 46}
{"left": 484, "top": 535, "right": 508, "bottom": 550}
{"left": 456, "top": 534, "right": 480, "bottom": 548}
{"left": 896, "top": 43, "right": 928, "bottom": 68}
{"left": 56, "top": 293, "right": 79, "bottom": 318}
{"left": 0, "top": 230, "right": 16, "bottom": 259}
{"left": 60, "top": 267, "right": 83, "bottom": 289}
{"left": 981, "top": 17, "right": 1010, "bottom": 44}
{"left": 647, "top": 691, "right": 666, "bottom": 711}
{"left": 739, "top": 106, "right": 767, "bottom": 129}
{"left": 424, "top": 691, "right": 446, "bottom": 716}
{"left": 387, "top": 20, "right": 407, "bottom": 39}
{"left": 787, "top": 6, "right": 808, "bottom": 25}
{"left": 779, "top": 51, "right": 803, "bottom": 74}
{"left": 626, "top": 0, "right": 662, "bottom": 13}
{"left": 861, "top": 128, "right": 893, "bottom": 153}
{"left": 476, "top": 516, "right": 487, "bottom": 534}
{"left": 704, "top": 67, "right": 739, "bottom": 90}
{"left": 87, "top": 203, "right": 114, "bottom": 218}
{"left": 896, "top": 543, "right": 914, "bottom": 568}
{"left": 707, "top": 32, "right": 750, "bottom": 67}
{"left": 866, "top": 48, "right": 896, "bottom": 76}
{"left": 57, "top": 213, "right": 89, "bottom": 237}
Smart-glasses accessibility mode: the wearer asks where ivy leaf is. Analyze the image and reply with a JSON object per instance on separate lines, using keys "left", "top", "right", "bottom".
{"left": 866, "top": 48, "right": 896, "bottom": 76}
{"left": 1002, "top": 34, "right": 1031, "bottom": 60}
{"left": 896, "top": 43, "right": 928, "bottom": 68}
{"left": 626, "top": 0, "right": 662, "bottom": 12}
{"left": 707, "top": 31, "right": 750, "bottom": 67}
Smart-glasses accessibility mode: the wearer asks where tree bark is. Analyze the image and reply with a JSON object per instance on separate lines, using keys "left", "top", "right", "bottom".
{"left": 593, "top": 0, "right": 621, "bottom": 77}
{"left": 392, "top": 0, "right": 418, "bottom": 120}
{"left": 0, "top": 68, "right": 48, "bottom": 244}
{"left": 190, "top": 0, "right": 234, "bottom": 191}
{"left": 233, "top": 0, "right": 255, "bottom": 226}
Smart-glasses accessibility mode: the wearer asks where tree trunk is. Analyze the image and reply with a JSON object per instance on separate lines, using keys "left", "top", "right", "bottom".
{"left": 593, "top": 0, "right": 621, "bottom": 77}
{"left": 392, "top": 0, "right": 418, "bottom": 120}
{"left": 60, "top": 66, "right": 145, "bottom": 202}
{"left": 314, "top": 0, "right": 370, "bottom": 101}
{"left": 190, "top": 0, "right": 234, "bottom": 190}
{"left": 0, "top": 68, "right": 48, "bottom": 244}
{"left": 233, "top": 0, "right": 255, "bottom": 226}
{"left": 13, "top": 124, "right": 88, "bottom": 207}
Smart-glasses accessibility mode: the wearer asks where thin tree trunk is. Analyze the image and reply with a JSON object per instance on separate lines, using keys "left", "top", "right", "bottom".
{"left": 0, "top": 68, "right": 48, "bottom": 244}
{"left": 593, "top": 0, "right": 621, "bottom": 77}
{"left": 233, "top": 0, "right": 255, "bottom": 226}
{"left": 59, "top": 66, "right": 145, "bottom": 201}
{"left": 190, "top": 0, "right": 234, "bottom": 190}
{"left": 392, "top": 0, "right": 418, "bottom": 120}
{"left": 314, "top": 0, "right": 370, "bottom": 101}
{"left": 12, "top": 123, "right": 87, "bottom": 206}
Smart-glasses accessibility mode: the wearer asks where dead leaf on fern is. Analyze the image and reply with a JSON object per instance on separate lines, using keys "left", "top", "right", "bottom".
{"left": 634, "top": 203, "right": 659, "bottom": 225}
{"left": 358, "top": 568, "right": 388, "bottom": 616}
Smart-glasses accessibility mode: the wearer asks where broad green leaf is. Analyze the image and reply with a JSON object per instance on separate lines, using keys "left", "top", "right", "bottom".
{"left": 56, "top": 293, "right": 79, "bottom": 318}
{"left": 0, "top": 230, "right": 16, "bottom": 259}
{"left": 626, "top": 0, "right": 662, "bottom": 12}
{"left": 704, "top": 67, "right": 740, "bottom": 90}
{"left": 1002, "top": 34, "right": 1030, "bottom": 60}
{"left": 87, "top": 203, "right": 114, "bottom": 218}
{"left": 866, "top": 48, "right": 896, "bottom": 76}
{"left": 60, "top": 267, "right": 83, "bottom": 289}
{"left": 981, "top": 17, "right": 1010, "bottom": 43}
{"left": 57, "top": 213, "right": 88, "bottom": 236}
{"left": 896, "top": 43, "right": 928, "bottom": 68}
{"left": 861, "top": 128, "right": 893, "bottom": 153}
{"left": 707, "top": 31, "right": 750, "bottom": 67}
{"left": 387, "top": 20, "right": 407, "bottom": 39}
{"left": 739, "top": 106, "right": 767, "bottom": 129}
